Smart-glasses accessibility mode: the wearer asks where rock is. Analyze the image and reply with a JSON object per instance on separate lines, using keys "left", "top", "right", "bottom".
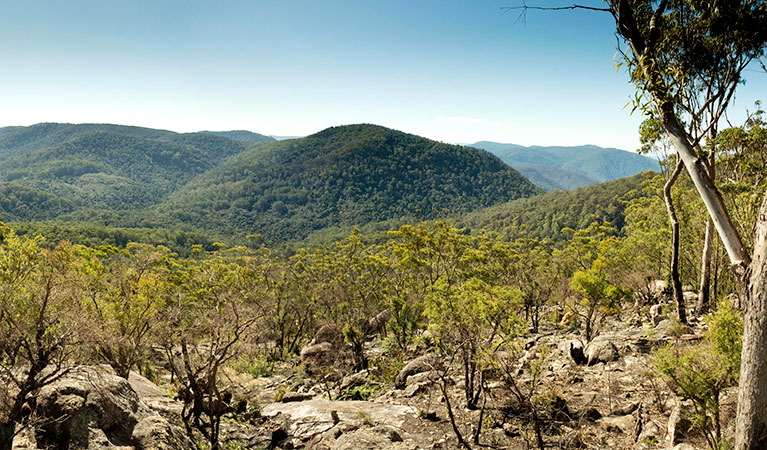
{"left": 301, "top": 341, "right": 334, "bottom": 365}
{"left": 549, "top": 395, "right": 572, "bottom": 421}
{"left": 371, "top": 424, "right": 403, "bottom": 442}
{"left": 270, "top": 424, "right": 289, "bottom": 448}
{"left": 405, "top": 370, "right": 438, "bottom": 386}
{"left": 395, "top": 354, "right": 440, "bottom": 389}
{"left": 402, "top": 382, "right": 427, "bottom": 398}
{"left": 672, "top": 444, "right": 697, "bottom": 450}
{"left": 569, "top": 340, "right": 587, "bottom": 365}
{"left": 611, "top": 401, "right": 640, "bottom": 416}
{"left": 585, "top": 339, "right": 619, "bottom": 366}
{"left": 579, "top": 407, "right": 602, "bottom": 422}
{"left": 332, "top": 427, "right": 410, "bottom": 450}
{"left": 261, "top": 399, "right": 417, "bottom": 441}
{"left": 131, "top": 416, "right": 192, "bottom": 450}
{"left": 637, "top": 420, "right": 660, "bottom": 444}
{"left": 126, "top": 371, "right": 181, "bottom": 416}
{"left": 312, "top": 324, "right": 344, "bottom": 346}
{"left": 126, "top": 371, "right": 166, "bottom": 399}
{"left": 597, "top": 414, "right": 636, "bottom": 434}
{"left": 340, "top": 373, "right": 369, "bottom": 391}
{"left": 648, "top": 279, "right": 667, "bottom": 296}
{"left": 655, "top": 319, "right": 693, "bottom": 337}
{"left": 34, "top": 367, "right": 147, "bottom": 448}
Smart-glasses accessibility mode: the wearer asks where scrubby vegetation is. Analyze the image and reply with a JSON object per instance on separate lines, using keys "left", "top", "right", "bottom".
{"left": 0, "top": 107, "right": 762, "bottom": 446}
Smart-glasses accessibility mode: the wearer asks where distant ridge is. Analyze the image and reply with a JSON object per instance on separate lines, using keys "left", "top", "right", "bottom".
{"left": 469, "top": 141, "right": 659, "bottom": 191}
{"left": 202, "top": 130, "right": 275, "bottom": 143}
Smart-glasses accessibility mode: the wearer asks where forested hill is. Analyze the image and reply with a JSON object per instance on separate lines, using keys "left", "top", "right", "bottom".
{"left": 202, "top": 130, "right": 276, "bottom": 143}
{"left": 455, "top": 172, "right": 653, "bottom": 243}
{"left": 161, "top": 124, "right": 542, "bottom": 243}
{"left": 470, "top": 141, "right": 659, "bottom": 191}
{"left": 0, "top": 123, "right": 263, "bottom": 212}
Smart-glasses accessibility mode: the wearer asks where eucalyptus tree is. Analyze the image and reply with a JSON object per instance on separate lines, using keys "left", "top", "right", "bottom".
{"left": 0, "top": 227, "right": 84, "bottom": 450}
{"left": 159, "top": 244, "right": 268, "bottom": 449}
{"left": 602, "top": 2, "right": 767, "bottom": 447}
{"left": 507, "top": 1, "right": 766, "bottom": 445}
{"left": 77, "top": 243, "right": 173, "bottom": 379}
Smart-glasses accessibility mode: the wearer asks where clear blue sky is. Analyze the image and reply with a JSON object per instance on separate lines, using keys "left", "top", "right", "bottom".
{"left": 0, "top": 0, "right": 764, "bottom": 150}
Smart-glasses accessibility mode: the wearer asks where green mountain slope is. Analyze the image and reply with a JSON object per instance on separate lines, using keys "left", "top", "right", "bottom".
{"left": 470, "top": 141, "right": 659, "bottom": 190}
{"left": 0, "top": 123, "right": 262, "bottom": 214}
{"left": 202, "top": 130, "right": 276, "bottom": 143}
{"left": 161, "top": 124, "right": 542, "bottom": 243}
{"left": 455, "top": 172, "right": 652, "bottom": 243}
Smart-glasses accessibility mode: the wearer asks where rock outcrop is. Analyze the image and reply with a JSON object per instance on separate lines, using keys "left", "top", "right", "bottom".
{"left": 27, "top": 367, "right": 189, "bottom": 450}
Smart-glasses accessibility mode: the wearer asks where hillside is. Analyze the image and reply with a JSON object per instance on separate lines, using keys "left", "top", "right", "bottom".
{"left": 455, "top": 172, "right": 652, "bottom": 243}
{"left": 161, "top": 124, "right": 542, "bottom": 243}
{"left": 470, "top": 141, "right": 659, "bottom": 190}
{"left": 202, "top": 130, "right": 276, "bottom": 143}
{"left": 0, "top": 123, "right": 261, "bottom": 213}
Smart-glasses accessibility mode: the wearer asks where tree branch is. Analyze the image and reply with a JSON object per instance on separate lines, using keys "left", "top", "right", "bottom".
{"left": 501, "top": 4, "right": 610, "bottom": 13}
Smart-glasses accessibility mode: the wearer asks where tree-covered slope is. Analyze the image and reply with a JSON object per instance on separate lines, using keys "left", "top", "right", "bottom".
{"left": 162, "top": 124, "right": 542, "bottom": 243}
{"left": 455, "top": 172, "right": 653, "bottom": 243}
{"left": 203, "top": 130, "right": 276, "bottom": 143}
{"left": 0, "top": 123, "right": 176, "bottom": 160}
{"left": 0, "top": 124, "right": 260, "bottom": 211}
{"left": 470, "top": 141, "right": 659, "bottom": 189}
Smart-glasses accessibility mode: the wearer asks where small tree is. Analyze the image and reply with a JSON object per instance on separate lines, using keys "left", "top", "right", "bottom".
{"left": 427, "top": 277, "right": 523, "bottom": 410}
{"left": 0, "top": 228, "right": 83, "bottom": 450}
{"left": 159, "top": 245, "right": 266, "bottom": 449}
{"left": 78, "top": 243, "right": 171, "bottom": 379}
{"left": 655, "top": 300, "right": 743, "bottom": 449}
{"left": 570, "top": 268, "right": 629, "bottom": 341}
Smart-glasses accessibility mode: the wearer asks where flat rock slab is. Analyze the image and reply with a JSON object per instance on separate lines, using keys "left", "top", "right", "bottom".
{"left": 262, "top": 399, "right": 417, "bottom": 439}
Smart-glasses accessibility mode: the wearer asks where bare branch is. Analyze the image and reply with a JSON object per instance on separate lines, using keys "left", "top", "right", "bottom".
{"left": 501, "top": 3, "right": 610, "bottom": 13}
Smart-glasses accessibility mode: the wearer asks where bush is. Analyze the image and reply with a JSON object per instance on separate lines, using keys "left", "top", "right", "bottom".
{"left": 653, "top": 300, "right": 742, "bottom": 450}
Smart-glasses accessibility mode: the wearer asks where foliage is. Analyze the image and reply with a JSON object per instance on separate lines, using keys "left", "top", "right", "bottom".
{"left": 76, "top": 243, "right": 173, "bottom": 378}
{"left": 561, "top": 222, "right": 632, "bottom": 340}
{"left": 654, "top": 301, "right": 743, "bottom": 450}
{"left": 0, "top": 225, "right": 84, "bottom": 446}
{"left": 457, "top": 173, "right": 650, "bottom": 243}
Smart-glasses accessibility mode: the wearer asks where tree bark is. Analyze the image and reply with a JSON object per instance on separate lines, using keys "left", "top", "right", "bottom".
{"left": 699, "top": 218, "right": 715, "bottom": 312}
{"left": 699, "top": 149, "right": 716, "bottom": 314}
{"left": 735, "top": 194, "right": 767, "bottom": 450}
{"left": 664, "top": 160, "right": 686, "bottom": 324}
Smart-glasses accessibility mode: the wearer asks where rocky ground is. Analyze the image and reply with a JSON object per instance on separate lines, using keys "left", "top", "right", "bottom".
{"left": 10, "top": 295, "right": 723, "bottom": 450}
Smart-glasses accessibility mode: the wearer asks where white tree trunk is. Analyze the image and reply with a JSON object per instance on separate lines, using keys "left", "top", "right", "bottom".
{"left": 735, "top": 194, "right": 767, "bottom": 450}
{"left": 663, "top": 117, "right": 750, "bottom": 270}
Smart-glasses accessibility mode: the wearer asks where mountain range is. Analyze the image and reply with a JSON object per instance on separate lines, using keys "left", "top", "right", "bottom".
{"left": 0, "top": 123, "right": 549, "bottom": 245}
{"left": 469, "top": 141, "right": 660, "bottom": 191}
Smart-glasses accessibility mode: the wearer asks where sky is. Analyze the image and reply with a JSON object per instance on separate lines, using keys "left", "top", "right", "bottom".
{"left": 0, "top": 0, "right": 764, "bottom": 151}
